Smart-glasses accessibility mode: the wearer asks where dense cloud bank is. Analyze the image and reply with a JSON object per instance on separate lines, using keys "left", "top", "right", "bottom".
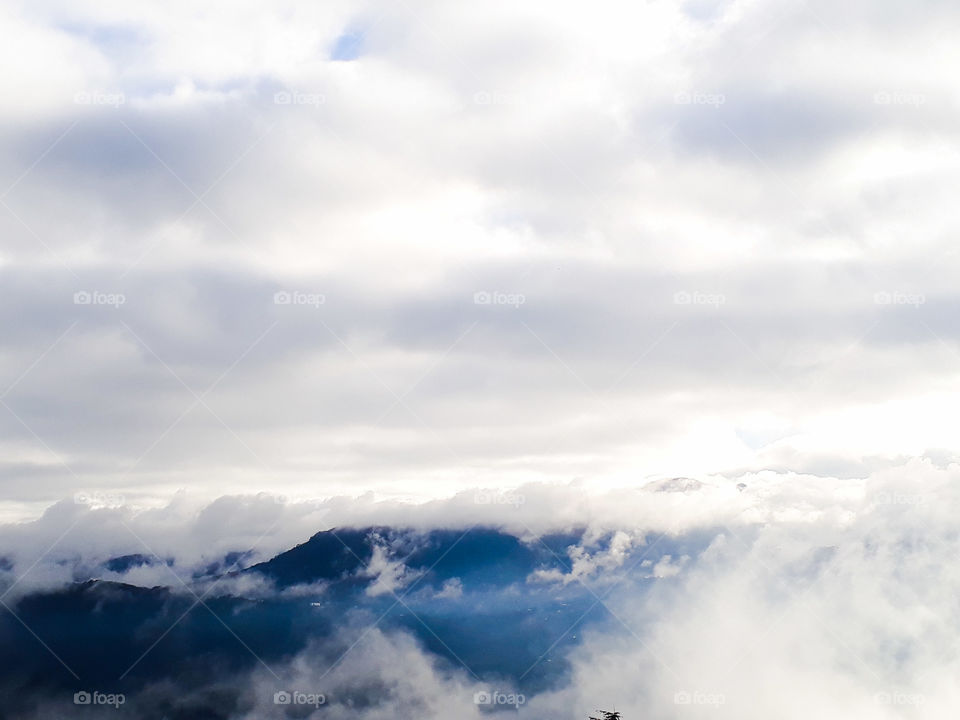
{"left": 2, "top": 0, "right": 960, "bottom": 514}
{"left": 0, "top": 460, "right": 955, "bottom": 718}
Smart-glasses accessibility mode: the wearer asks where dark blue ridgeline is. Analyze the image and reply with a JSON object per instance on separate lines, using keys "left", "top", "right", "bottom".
{"left": 0, "top": 527, "right": 701, "bottom": 718}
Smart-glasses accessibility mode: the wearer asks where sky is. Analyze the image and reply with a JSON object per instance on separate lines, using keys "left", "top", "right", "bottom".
{"left": 1, "top": 0, "right": 960, "bottom": 522}
{"left": 2, "top": 2, "right": 960, "bottom": 718}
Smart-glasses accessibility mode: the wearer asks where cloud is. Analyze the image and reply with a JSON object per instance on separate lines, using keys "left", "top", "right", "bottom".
{"left": 3, "top": 459, "right": 956, "bottom": 718}
{"left": 0, "top": 455, "right": 947, "bottom": 599}
{"left": 0, "top": 0, "right": 959, "bottom": 512}
{"left": 531, "top": 530, "right": 636, "bottom": 585}
{"left": 522, "top": 464, "right": 960, "bottom": 718}
{"left": 362, "top": 536, "right": 418, "bottom": 597}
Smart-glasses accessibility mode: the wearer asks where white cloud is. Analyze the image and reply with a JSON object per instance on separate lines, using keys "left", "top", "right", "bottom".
{"left": 3, "top": 457, "right": 959, "bottom": 717}
{"left": 362, "top": 536, "right": 418, "bottom": 597}
{"left": 0, "top": 0, "right": 957, "bottom": 534}
{"left": 0, "top": 457, "right": 950, "bottom": 597}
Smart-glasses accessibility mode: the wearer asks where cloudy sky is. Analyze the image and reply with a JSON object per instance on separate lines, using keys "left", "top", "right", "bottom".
{"left": 2, "top": 0, "right": 960, "bottom": 521}
{"left": 5, "top": 3, "right": 960, "bottom": 718}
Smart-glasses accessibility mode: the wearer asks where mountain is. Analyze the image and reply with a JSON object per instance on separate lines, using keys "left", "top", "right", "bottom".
{"left": 0, "top": 526, "right": 694, "bottom": 719}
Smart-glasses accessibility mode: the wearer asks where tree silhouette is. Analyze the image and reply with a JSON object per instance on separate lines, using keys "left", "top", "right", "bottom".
{"left": 589, "top": 712, "right": 622, "bottom": 720}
